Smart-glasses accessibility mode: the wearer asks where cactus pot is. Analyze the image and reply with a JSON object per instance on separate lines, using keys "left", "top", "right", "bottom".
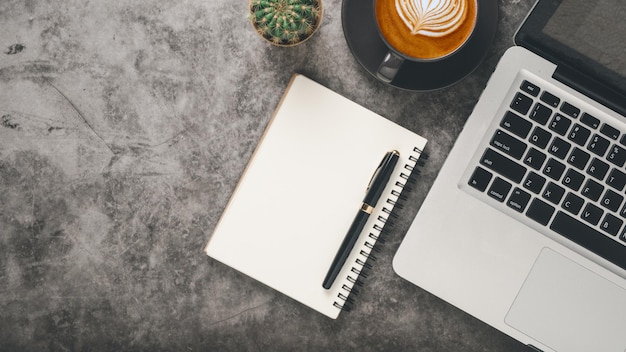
{"left": 249, "top": 0, "right": 323, "bottom": 47}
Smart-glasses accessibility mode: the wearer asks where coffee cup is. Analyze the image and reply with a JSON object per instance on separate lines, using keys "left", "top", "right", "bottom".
{"left": 375, "top": 0, "right": 478, "bottom": 83}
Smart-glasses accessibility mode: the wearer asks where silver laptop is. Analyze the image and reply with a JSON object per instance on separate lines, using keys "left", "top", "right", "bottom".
{"left": 393, "top": 1, "right": 626, "bottom": 351}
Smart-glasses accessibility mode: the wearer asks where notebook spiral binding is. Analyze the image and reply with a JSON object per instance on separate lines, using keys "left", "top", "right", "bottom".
{"left": 333, "top": 147, "right": 428, "bottom": 312}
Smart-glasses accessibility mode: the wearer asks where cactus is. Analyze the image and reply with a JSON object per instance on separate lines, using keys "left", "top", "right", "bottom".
{"left": 250, "top": 0, "right": 322, "bottom": 45}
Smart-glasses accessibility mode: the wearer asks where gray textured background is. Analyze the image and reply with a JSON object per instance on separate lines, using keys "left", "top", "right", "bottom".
{"left": 1, "top": 0, "right": 535, "bottom": 350}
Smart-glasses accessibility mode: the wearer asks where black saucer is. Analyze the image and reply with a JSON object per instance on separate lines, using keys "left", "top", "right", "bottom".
{"left": 342, "top": 0, "right": 498, "bottom": 91}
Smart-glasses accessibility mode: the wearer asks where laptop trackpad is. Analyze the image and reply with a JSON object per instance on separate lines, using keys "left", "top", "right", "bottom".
{"left": 505, "top": 248, "right": 626, "bottom": 352}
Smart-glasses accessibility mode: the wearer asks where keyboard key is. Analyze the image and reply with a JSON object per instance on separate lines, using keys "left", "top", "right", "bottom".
{"left": 600, "top": 123, "right": 620, "bottom": 140}
{"left": 551, "top": 211, "right": 626, "bottom": 271}
{"left": 587, "top": 134, "right": 611, "bottom": 156}
{"left": 562, "top": 168, "right": 585, "bottom": 191}
{"left": 581, "top": 179, "right": 604, "bottom": 201}
{"left": 606, "top": 144, "right": 626, "bottom": 167}
{"left": 490, "top": 130, "right": 527, "bottom": 160}
{"left": 523, "top": 171, "right": 546, "bottom": 194}
{"left": 607, "top": 168, "right": 626, "bottom": 191}
{"left": 621, "top": 229, "right": 626, "bottom": 243}
{"left": 562, "top": 192, "right": 584, "bottom": 215}
{"left": 600, "top": 214, "right": 623, "bottom": 236}
{"left": 620, "top": 134, "right": 626, "bottom": 147}
{"left": 507, "top": 188, "right": 531, "bottom": 212}
{"left": 543, "top": 158, "right": 565, "bottom": 181}
{"left": 567, "top": 147, "right": 591, "bottom": 170}
{"left": 542, "top": 182, "right": 565, "bottom": 204}
{"left": 510, "top": 92, "right": 533, "bottom": 115}
{"left": 524, "top": 148, "right": 547, "bottom": 170}
{"left": 480, "top": 148, "right": 527, "bottom": 184}
{"left": 468, "top": 167, "right": 492, "bottom": 192}
{"left": 568, "top": 124, "right": 591, "bottom": 146}
{"left": 548, "top": 113, "right": 571, "bottom": 136}
{"left": 600, "top": 189, "right": 623, "bottom": 212}
{"left": 580, "top": 113, "right": 600, "bottom": 129}
{"left": 540, "top": 90, "right": 560, "bottom": 108}
{"left": 581, "top": 203, "right": 604, "bottom": 225}
{"left": 529, "top": 103, "right": 552, "bottom": 125}
{"left": 529, "top": 126, "right": 552, "bottom": 149}
{"left": 520, "top": 80, "right": 540, "bottom": 97}
{"left": 548, "top": 137, "right": 571, "bottom": 159}
{"left": 526, "top": 198, "right": 555, "bottom": 226}
{"left": 501, "top": 111, "right": 532, "bottom": 138}
{"left": 488, "top": 177, "right": 512, "bottom": 202}
{"left": 587, "top": 158, "right": 609, "bottom": 180}
{"left": 560, "top": 101, "right": 580, "bottom": 118}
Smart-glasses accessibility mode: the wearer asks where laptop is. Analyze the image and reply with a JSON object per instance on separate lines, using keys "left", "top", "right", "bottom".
{"left": 393, "top": 1, "right": 626, "bottom": 351}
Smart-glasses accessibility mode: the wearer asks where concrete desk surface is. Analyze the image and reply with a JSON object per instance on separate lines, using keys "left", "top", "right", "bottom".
{"left": 1, "top": 0, "right": 536, "bottom": 350}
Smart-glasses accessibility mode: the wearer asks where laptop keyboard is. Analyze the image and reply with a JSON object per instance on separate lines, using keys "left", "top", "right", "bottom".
{"left": 466, "top": 79, "right": 626, "bottom": 272}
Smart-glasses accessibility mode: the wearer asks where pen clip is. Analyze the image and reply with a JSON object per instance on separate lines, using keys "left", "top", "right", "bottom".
{"left": 366, "top": 150, "right": 399, "bottom": 192}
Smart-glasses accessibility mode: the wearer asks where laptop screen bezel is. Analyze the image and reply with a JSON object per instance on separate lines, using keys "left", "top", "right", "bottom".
{"left": 514, "top": 0, "right": 626, "bottom": 111}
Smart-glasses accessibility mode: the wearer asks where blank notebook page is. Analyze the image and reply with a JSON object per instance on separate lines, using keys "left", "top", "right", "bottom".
{"left": 205, "top": 74, "right": 427, "bottom": 319}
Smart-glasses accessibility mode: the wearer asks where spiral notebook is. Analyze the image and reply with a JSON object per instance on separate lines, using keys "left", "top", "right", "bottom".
{"left": 204, "top": 74, "right": 427, "bottom": 319}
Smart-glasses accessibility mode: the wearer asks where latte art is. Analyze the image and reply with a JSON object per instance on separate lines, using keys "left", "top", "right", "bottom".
{"left": 375, "top": 0, "right": 476, "bottom": 60}
{"left": 395, "top": 0, "right": 467, "bottom": 37}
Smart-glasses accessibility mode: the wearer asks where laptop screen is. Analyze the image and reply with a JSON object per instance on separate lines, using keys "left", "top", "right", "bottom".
{"left": 516, "top": 0, "right": 626, "bottom": 109}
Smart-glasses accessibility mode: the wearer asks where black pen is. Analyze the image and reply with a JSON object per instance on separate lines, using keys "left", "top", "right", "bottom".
{"left": 322, "top": 150, "right": 400, "bottom": 289}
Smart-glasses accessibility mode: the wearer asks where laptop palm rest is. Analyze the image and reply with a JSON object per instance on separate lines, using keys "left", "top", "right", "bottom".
{"left": 505, "top": 248, "right": 626, "bottom": 352}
